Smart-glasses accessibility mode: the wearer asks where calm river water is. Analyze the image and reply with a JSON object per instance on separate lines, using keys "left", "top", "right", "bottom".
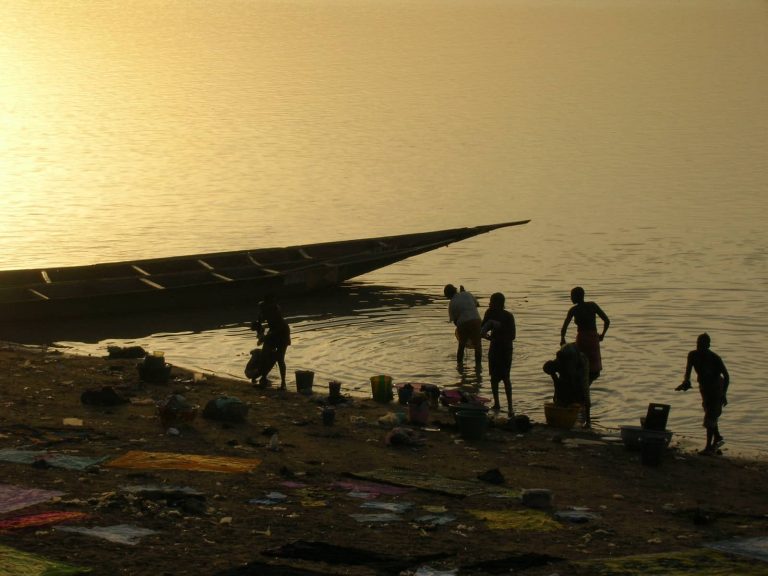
{"left": 1, "top": 0, "right": 766, "bottom": 455}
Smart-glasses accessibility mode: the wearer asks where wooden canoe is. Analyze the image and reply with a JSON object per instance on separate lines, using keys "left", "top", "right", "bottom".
{"left": 0, "top": 220, "right": 529, "bottom": 320}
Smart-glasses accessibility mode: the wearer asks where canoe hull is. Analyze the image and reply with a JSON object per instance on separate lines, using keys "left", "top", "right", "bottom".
{"left": 0, "top": 221, "right": 529, "bottom": 320}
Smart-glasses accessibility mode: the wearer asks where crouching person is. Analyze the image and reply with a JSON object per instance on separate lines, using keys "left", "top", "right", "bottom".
{"left": 543, "top": 342, "right": 591, "bottom": 427}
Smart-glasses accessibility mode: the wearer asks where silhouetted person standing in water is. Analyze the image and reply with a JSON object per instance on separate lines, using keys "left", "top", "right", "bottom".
{"left": 444, "top": 284, "right": 482, "bottom": 372}
{"left": 481, "top": 292, "right": 516, "bottom": 415}
{"left": 560, "top": 286, "right": 610, "bottom": 383}
{"left": 251, "top": 294, "right": 291, "bottom": 389}
{"left": 676, "top": 333, "right": 730, "bottom": 455}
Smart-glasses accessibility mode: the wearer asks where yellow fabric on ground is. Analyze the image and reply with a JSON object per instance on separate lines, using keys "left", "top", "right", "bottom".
{"left": 105, "top": 450, "right": 260, "bottom": 473}
{"left": 0, "top": 543, "right": 90, "bottom": 575}
{"left": 572, "top": 548, "right": 768, "bottom": 575}
{"left": 468, "top": 509, "right": 561, "bottom": 531}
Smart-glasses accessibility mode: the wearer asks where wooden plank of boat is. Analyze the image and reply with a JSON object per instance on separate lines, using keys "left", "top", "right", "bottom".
{"left": 0, "top": 220, "right": 529, "bottom": 320}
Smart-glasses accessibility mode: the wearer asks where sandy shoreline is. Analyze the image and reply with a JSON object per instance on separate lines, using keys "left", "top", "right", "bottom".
{"left": 1, "top": 341, "right": 767, "bottom": 575}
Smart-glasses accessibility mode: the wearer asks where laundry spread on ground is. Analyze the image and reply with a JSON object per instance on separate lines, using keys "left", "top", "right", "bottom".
{"left": 119, "top": 484, "right": 205, "bottom": 498}
{"left": 0, "top": 449, "right": 108, "bottom": 471}
{"left": 331, "top": 479, "right": 412, "bottom": 496}
{"left": 467, "top": 509, "right": 562, "bottom": 532}
{"left": 571, "top": 548, "right": 768, "bottom": 575}
{"left": 55, "top": 524, "right": 159, "bottom": 546}
{"left": 105, "top": 450, "right": 261, "bottom": 473}
{"left": 413, "top": 514, "right": 456, "bottom": 526}
{"left": 0, "top": 483, "right": 65, "bottom": 514}
{"left": 0, "top": 543, "right": 90, "bottom": 575}
{"left": 360, "top": 501, "right": 414, "bottom": 513}
{"left": 350, "top": 512, "right": 403, "bottom": 523}
{"left": 0, "top": 511, "right": 87, "bottom": 531}
{"left": 351, "top": 469, "right": 519, "bottom": 498}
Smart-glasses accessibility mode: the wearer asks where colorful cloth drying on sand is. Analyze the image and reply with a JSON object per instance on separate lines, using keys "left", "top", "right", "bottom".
{"left": 351, "top": 469, "right": 519, "bottom": 498}
{"left": 56, "top": 524, "right": 158, "bottom": 546}
{"left": 106, "top": 450, "right": 261, "bottom": 473}
{"left": 707, "top": 537, "right": 768, "bottom": 564}
{"left": 0, "top": 543, "right": 90, "bottom": 575}
{"left": 468, "top": 509, "right": 561, "bottom": 532}
{"left": 572, "top": 548, "right": 768, "bottom": 575}
{"left": 0, "top": 511, "right": 87, "bottom": 531}
{"left": 0, "top": 449, "right": 108, "bottom": 471}
{"left": 0, "top": 484, "right": 64, "bottom": 514}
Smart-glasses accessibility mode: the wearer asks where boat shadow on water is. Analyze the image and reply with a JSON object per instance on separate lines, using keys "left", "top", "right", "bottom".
{"left": 0, "top": 282, "right": 436, "bottom": 345}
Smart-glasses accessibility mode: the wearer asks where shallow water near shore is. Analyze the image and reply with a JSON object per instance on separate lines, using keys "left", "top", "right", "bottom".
{"left": 0, "top": 0, "right": 766, "bottom": 456}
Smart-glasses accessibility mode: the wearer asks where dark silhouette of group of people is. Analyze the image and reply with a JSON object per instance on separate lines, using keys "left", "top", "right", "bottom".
{"left": 248, "top": 284, "right": 731, "bottom": 455}
{"left": 444, "top": 283, "right": 516, "bottom": 415}
{"left": 444, "top": 283, "right": 608, "bottom": 425}
{"left": 444, "top": 283, "right": 730, "bottom": 453}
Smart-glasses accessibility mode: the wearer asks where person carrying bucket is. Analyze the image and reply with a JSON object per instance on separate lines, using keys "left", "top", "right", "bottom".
{"left": 444, "top": 284, "right": 482, "bottom": 372}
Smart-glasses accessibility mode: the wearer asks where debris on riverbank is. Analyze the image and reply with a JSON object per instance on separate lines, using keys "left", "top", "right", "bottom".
{"left": 1, "top": 342, "right": 767, "bottom": 575}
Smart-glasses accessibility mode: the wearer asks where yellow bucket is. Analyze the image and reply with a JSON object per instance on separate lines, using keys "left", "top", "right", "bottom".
{"left": 370, "top": 375, "right": 394, "bottom": 403}
{"left": 544, "top": 402, "right": 581, "bottom": 429}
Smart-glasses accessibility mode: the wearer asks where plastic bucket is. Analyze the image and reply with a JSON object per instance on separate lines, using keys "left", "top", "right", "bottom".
{"left": 455, "top": 409, "right": 488, "bottom": 440}
{"left": 295, "top": 370, "right": 315, "bottom": 395}
{"left": 408, "top": 400, "right": 430, "bottom": 425}
{"left": 449, "top": 403, "right": 488, "bottom": 422}
{"left": 370, "top": 375, "right": 393, "bottom": 403}
{"left": 544, "top": 402, "right": 580, "bottom": 429}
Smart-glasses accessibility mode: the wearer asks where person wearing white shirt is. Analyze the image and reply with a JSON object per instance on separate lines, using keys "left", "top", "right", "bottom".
{"left": 444, "top": 283, "right": 482, "bottom": 371}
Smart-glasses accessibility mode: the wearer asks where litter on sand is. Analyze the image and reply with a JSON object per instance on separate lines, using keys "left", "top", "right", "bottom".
{"left": 105, "top": 450, "right": 261, "bottom": 473}
{"left": 346, "top": 491, "right": 379, "bottom": 500}
{"left": 468, "top": 509, "right": 562, "bottom": 532}
{"left": 414, "top": 567, "right": 458, "bottom": 576}
{"left": 119, "top": 484, "right": 205, "bottom": 499}
{"left": 0, "top": 543, "right": 90, "bottom": 575}
{"left": 55, "top": 524, "right": 159, "bottom": 545}
{"left": 0, "top": 483, "right": 65, "bottom": 513}
{"left": 249, "top": 492, "right": 288, "bottom": 505}
{"left": 554, "top": 508, "right": 601, "bottom": 523}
